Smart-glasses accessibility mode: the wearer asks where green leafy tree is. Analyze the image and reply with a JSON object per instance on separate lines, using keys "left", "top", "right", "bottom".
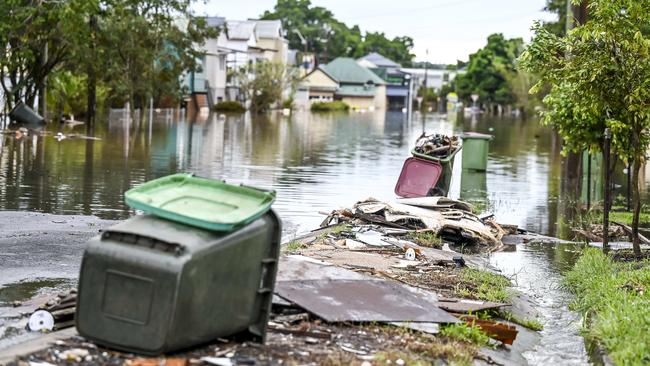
{"left": 236, "top": 62, "right": 298, "bottom": 114}
{"left": 520, "top": 0, "right": 650, "bottom": 256}
{"left": 453, "top": 34, "right": 523, "bottom": 109}
{"left": 261, "top": 0, "right": 414, "bottom": 65}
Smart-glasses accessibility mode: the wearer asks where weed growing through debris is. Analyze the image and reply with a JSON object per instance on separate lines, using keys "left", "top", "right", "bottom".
{"left": 440, "top": 323, "right": 491, "bottom": 348}
{"left": 283, "top": 240, "right": 305, "bottom": 252}
{"left": 317, "top": 224, "right": 351, "bottom": 240}
{"left": 407, "top": 231, "right": 443, "bottom": 248}
{"left": 455, "top": 268, "right": 511, "bottom": 303}
{"left": 565, "top": 248, "right": 650, "bottom": 365}
{"left": 369, "top": 324, "right": 477, "bottom": 366}
{"left": 499, "top": 311, "right": 544, "bottom": 331}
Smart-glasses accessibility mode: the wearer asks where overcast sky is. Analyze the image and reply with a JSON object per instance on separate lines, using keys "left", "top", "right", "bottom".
{"left": 192, "top": 0, "right": 557, "bottom": 64}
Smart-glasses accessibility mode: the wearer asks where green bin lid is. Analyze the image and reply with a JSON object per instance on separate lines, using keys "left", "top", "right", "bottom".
{"left": 124, "top": 173, "right": 276, "bottom": 232}
{"left": 461, "top": 132, "right": 493, "bottom": 140}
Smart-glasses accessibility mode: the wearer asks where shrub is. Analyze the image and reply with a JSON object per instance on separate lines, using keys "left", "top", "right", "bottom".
{"left": 213, "top": 101, "right": 245, "bottom": 113}
{"left": 310, "top": 101, "right": 349, "bottom": 112}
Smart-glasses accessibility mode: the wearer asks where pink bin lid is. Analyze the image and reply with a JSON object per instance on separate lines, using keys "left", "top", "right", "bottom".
{"left": 394, "top": 157, "right": 443, "bottom": 198}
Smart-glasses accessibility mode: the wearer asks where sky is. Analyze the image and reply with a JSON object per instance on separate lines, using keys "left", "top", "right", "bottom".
{"left": 192, "top": 0, "right": 557, "bottom": 64}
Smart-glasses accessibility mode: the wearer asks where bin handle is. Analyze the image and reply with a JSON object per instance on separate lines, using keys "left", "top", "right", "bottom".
{"left": 186, "top": 173, "right": 276, "bottom": 197}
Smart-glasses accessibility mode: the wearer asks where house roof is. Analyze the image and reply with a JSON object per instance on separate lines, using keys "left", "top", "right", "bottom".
{"left": 335, "top": 85, "right": 377, "bottom": 97}
{"left": 321, "top": 58, "right": 385, "bottom": 85}
{"left": 205, "top": 16, "right": 226, "bottom": 29}
{"left": 226, "top": 20, "right": 257, "bottom": 40}
{"left": 253, "top": 20, "right": 283, "bottom": 39}
{"left": 357, "top": 52, "right": 401, "bottom": 68}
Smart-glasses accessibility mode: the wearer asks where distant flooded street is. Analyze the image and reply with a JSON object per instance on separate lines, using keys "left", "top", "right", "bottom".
{"left": 0, "top": 110, "right": 567, "bottom": 238}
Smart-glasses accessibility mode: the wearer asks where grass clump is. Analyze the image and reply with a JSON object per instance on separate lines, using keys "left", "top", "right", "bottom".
{"left": 371, "top": 325, "right": 477, "bottom": 366}
{"left": 609, "top": 210, "right": 650, "bottom": 227}
{"left": 441, "top": 323, "right": 491, "bottom": 348}
{"left": 455, "top": 268, "right": 511, "bottom": 303}
{"left": 310, "top": 101, "right": 349, "bottom": 112}
{"left": 282, "top": 240, "right": 305, "bottom": 253}
{"left": 317, "top": 224, "right": 351, "bottom": 240}
{"left": 565, "top": 248, "right": 650, "bottom": 365}
{"left": 213, "top": 101, "right": 245, "bottom": 113}
{"left": 408, "top": 231, "right": 443, "bottom": 248}
{"left": 499, "top": 311, "right": 544, "bottom": 331}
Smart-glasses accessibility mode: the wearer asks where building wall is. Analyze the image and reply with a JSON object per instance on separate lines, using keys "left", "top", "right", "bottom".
{"left": 256, "top": 38, "right": 288, "bottom": 64}
{"left": 341, "top": 96, "right": 376, "bottom": 110}
{"left": 374, "top": 85, "right": 387, "bottom": 110}
{"left": 302, "top": 69, "right": 338, "bottom": 90}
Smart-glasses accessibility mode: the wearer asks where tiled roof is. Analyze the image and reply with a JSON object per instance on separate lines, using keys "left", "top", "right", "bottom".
{"left": 357, "top": 52, "right": 401, "bottom": 68}
{"left": 321, "top": 58, "right": 385, "bottom": 85}
{"left": 226, "top": 20, "right": 256, "bottom": 40}
{"left": 253, "top": 20, "right": 282, "bottom": 39}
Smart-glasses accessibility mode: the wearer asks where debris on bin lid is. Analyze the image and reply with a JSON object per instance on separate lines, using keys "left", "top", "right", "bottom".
{"left": 413, "top": 133, "right": 460, "bottom": 159}
{"left": 461, "top": 132, "right": 493, "bottom": 140}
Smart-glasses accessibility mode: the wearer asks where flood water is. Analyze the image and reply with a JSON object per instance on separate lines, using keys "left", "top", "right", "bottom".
{"left": 0, "top": 109, "right": 641, "bottom": 363}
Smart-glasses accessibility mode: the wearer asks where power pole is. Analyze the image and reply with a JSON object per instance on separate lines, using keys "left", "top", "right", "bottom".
{"left": 422, "top": 49, "right": 429, "bottom": 112}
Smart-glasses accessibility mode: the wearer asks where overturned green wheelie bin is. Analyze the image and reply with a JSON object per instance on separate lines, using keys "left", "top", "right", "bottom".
{"left": 76, "top": 174, "right": 281, "bottom": 355}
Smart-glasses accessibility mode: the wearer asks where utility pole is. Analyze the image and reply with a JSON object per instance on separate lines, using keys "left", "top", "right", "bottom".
{"left": 422, "top": 49, "right": 429, "bottom": 112}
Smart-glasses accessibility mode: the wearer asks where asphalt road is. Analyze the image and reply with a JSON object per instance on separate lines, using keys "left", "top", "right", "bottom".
{"left": 0, "top": 211, "right": 117, "bottom": 288}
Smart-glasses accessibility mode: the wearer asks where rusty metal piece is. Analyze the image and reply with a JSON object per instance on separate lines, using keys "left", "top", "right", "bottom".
{"left": 455, "top": 314, "right": 518, "bottom": 345}
{"left": 275, "top": 279, "right": 458, "bottom": 324}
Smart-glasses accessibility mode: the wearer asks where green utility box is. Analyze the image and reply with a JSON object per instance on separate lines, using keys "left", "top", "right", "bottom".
{"left": 76, "top": 210, "right": 281, "bottom": 355}
{"left": 460, "top": 132, "right": 493, "bottom": 171}
{"left": 411, "top": 146, "right": 462, "bottom": 196}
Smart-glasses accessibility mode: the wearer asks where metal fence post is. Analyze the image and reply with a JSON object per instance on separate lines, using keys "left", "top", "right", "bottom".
{"left": 603, "top": 128, "right": 611, "bottom": 253}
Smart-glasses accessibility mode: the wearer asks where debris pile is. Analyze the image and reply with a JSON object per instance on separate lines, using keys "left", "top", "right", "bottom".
{"left": 413, "top": 133, "right": 460, "bottom": 159}
{"left": 8, "top": 197, "right": 541, "bottom": 365}
{"left": 320, "top": 197, "right": 508, "bottom": 249}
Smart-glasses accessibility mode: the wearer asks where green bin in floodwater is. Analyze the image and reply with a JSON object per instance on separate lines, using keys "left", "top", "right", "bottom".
{"left": 460, "top": 132, "right": 493, "bottom": 171}
{"left": 9, "top": 100, "right": 45, "bottom": 125}
{"left": 411, "top": 146, "right": 462, "bottom": 196}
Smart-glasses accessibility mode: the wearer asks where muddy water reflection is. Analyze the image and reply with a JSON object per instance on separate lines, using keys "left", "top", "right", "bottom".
{"left": 0, "top": 110, "right": 564, "bottom": 238}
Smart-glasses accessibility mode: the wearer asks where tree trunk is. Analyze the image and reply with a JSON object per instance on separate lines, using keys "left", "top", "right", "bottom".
{"left": 87, "top": 15, "right": 97, "bottom": 127}
{"left": 631, "top": 158, "right": 642, "bottom": 257}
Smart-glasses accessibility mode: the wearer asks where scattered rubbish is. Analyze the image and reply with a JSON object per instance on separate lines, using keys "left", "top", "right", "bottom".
{"left": 57, "top": 348, "right": 89, "bottom": 362}
{"left": 404, "top": 248, "right": 416, "bottom": 261}
{"left": 200, "top": 357, "right": 233, "bottom": 366}
{"left": 453, "top": 256, "right": 466, "bottom": 268}
{"left": 275, "top": 279, "right": 458, "bottom": 323}
{"left": 126, "top": 358, "right": 187, "bottom": 366}
{"left": 27, "top": 310, "right": 54, "bottom": 332}
{"left": 28, "top": 362, "right": 56, "bottom": 366}
{"left": 339, "top": 344, "right": 368, "bottom": 355}
{"left": 390, "top": 322, "right": 440, "bottom": 334}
